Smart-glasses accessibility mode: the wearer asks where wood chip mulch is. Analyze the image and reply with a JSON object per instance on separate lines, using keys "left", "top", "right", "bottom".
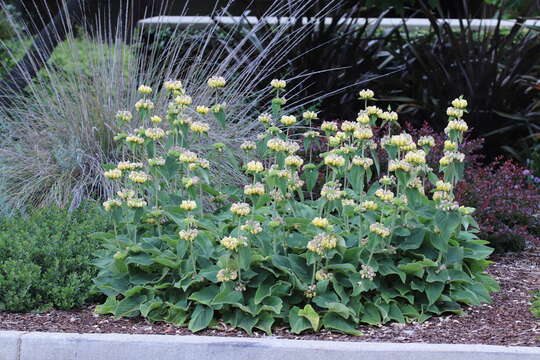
{"left": 1, "top": 250, "right": 539, "bottom": 346}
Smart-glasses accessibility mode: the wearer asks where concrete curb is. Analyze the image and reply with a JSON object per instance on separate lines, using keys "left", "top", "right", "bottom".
{"left": 1, "top": 331, "right": 539, "bottom": 360}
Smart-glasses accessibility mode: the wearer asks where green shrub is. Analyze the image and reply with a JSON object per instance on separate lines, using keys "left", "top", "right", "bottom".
{"left": 532, "top": 290, "right": 540, "bottom": 318}
{"left": 93, "top": 82, "right": 498, "bottom": 335}
{"left": 0, "top": 204, "right": 109, "bottom": 312}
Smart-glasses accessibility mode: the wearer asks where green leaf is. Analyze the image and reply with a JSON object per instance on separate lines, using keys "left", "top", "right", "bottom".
{"left": 212, "top": 284, "right": 243, "bottom": 306}
{"left": 425, "top": 282, "right": 445, "bottom": 305}
{"left": 398, "top": 262, "right": 425, "bottom": 277}
{"left": 360, "top": 303, "right": 381, "bottom": 325}
{"left": 289, "top": 306, "right": 312, "bottom": 334}
{"left": 326, "top": 302, "right": 353, "bottom": 319}
{"left": 254, "top": 281, "right": 272, "bottom": 305}
{"left": 255, "top": 312, "right": 275, "bottom": 335}
{"left": 399, "top": 228, "right": 425, "bottom": 250}
{"left": 95, "top": 296, "right": 117, "bottom": 314}
{"left": 236, "top": 311, "right": 258, "bottom": 335}
{"left": 261, "top": 296, "right": 283, "bottom": 315}
{"left": 189, "top": 285, "right": 220, "bottom": 305}
{"left": 115, "top": 294, "right": 146, "bottom": 317}
{"left": 238, "top": 246, "right": 252, "bottom": 269}
{"left": 322, "top": 313, "right": 362, "bottom": 336}
{"left": 140, "top": 299, "right": 163, "bottom": 318}
{"left": 188, "top": 304, "right": 214, "bottom": 333}
{"left": 298, "top": 304, "right": 320, "bottom": 331}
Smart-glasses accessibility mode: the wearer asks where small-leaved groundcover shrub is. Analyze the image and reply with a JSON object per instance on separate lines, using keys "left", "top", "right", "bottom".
{"left": 93, "top": 81, "right": 499, "bottom": 335}
{"left": 531, "top": 290, "right": 540, "bottom": 318}
{"left": 0, "top": 204, "right": 108, "bottom": 312}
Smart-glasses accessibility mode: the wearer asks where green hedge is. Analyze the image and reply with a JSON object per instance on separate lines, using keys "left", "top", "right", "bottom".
{"left": 0, "top": 204, "right": 109, "bottom": 312}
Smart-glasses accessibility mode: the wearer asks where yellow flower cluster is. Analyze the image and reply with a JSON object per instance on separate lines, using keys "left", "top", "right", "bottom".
{"left": 366, "top": 105, "right": 383, "bottom": 117}
{"left": 240, "top": 141, "right": 256, "bottom": 151}
{"left": 321, "top": 121, "right": 338, "bottom": 132}
{"left": 446, "top": 119, "right": 468, "bottom": 133}
{"left": 148, "top": 157, "right": 166, "bottom": 167}
{"left": 312, "top": 217, "right": 329, "bottom": 229}
{"left": 127, "top": 198, "right": 147, "bottom": 208}
{"left": 270, "top": 79, "right": 287, "bottom": 89}
{"left": 230, "top": 202, "right": 251, "bottom": 216}
{"left": 359, "top": 264, "right": 376, "bottom": 280}
{"left": 387, "top": 133, "right": 415, "bottom": 149}
{"left": 103, "top": 199, "right": 121, "bottom": 211}
{"left": 216, "top": 268, "right": 238, "bottom": 282}
{"left": 353, "top": 126, "right": 373, "bottom": 140}
{"left": 303, "top": 111, "right": 318, "bottom": 120}
{"left": 452, "top": 97, "right": 468, "bottom": 109}
{"left": 359, "top": 89, "right": 375, "bottom": 99}
{"left": 280, "top": 115, "right": 296, "bottom": 126}
{"left": 179, "top": 151, "right": 198, "bottom": 163}
{"left": 444, "top": 140, "right": 458, "bottom": 151}
{"left": 307, "top": 233, "right": 337, "bottom": 255}
{"left": 135, "top": 99, "right": 154, "bottom": 111}
{"left": 388, "top": 159, "right": 411, "bottom": 172}
{"left": 246, "top": 160, "right": 264, "bottom": 173}
{"left": 361, "top": 200, "right": 378, "bottom": 211}
{"left": 145, "top": 128, "right": 166, "bottom": 140}
{"left": 433, "top": 191, "right": 451, "bottom": 201}
{"left": 164, "top": 80, "right": 183, "bottom": 92}
{"left": 375, "top": 188, "right": 395, "bottom": 202}
{"left": 190, "top": 121, "right": 210, "bottom": 134}
{"left": 351, "top": 156, "right": 373, "bottom": 168}
{"left": 324, "top": 153, "right": 345, "bottom": 167}
{"left": 446, "top": 107, "right": 464, "bottom": 118}
{"left": 267, "top": 138, "right": 287, "bottom": 152}
{"left": 240, "top": 220, "right": 263, "bottom": 235}
{"left": 356, "top": 112, "right": 370, "bottom": 124}
{"left": 379, "top": 111, "right": 398, "bottom": 122}
{"left": 435, "top": 180, "right": 453, "bottom": 192}
{"left": 341, "top": 121, "right": 358, "bottom": 132}
{"left": 439, "top": 151, "right": 465, "bottom": 166}
{"left": 207, "top": 76, "right": 226, "bottom": 88}
{"left": 196, "top": 106, "right": 210, "bottom": 115}
{"left": 104, "top": 169, "right": 122, "bottom": 179}
{"left": 150, "top": 115, "right": 162, "bottom": 123}
{"left": 117, "top": 189, "right": 135, "bottom": 199}
{"left": 126, "top": 135, "right": 144, "bottom": 144}
{"left": 220, "top": 236, "right": 246, "bottom": 251}
{"left": 138, "top": 85, "right": 152, "bottom": 95}
{"left": 369, "top": 222, "right": 391, "bottom": 237}
{"left": 315, "top": 269, "right": 332, "bottom": 281}
{"left": 128, "top": 171, "right": 150, "bottom": 183}
{"left": 116, "top": 110, "right": 132, "bottom": 122}
{"left": 175, "top": 95, "right": 193, "bottom": 106}
{"left": 180, "top": 200, "right": 197, "bottom": 211}
{"left": 285, "top": 155, "right": 304, "bottom": 168}
{"left": 244, "top": 182, "right": 265, "bottom": 196}
{"left": 404, "top": 150, "right": 426, "bottom": 165}
{"left": 321, "top": 181, "right": 343, "bottom": 200}
{"left": 258, "top": 113, "right": 272, "bottom": 124}
{"left": 179, "top": 229, "right": 199, "bottom": 241}
{"left": 418, "top": 136, "right": 435, "bottom": 147}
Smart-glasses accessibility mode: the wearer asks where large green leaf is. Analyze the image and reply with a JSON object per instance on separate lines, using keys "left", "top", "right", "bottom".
{"left": 189, "top": 285, "right": 220, "bottom": 306}
{"left": 322, "top": 313, "right": 362, "bottom": 336}
{"left": 425, "top": 282, "right": 445, "bottom": 305}
{"left": 289, "top": 306, "right": 312, "bottom": 334}
{"left": 298, "top": 304, "right": 320, "bottom": 331}
{"left": 188, "top": 304, "right": 214, "bottom": 333}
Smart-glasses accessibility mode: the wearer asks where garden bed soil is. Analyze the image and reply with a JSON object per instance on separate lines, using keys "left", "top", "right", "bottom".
{"left": 1, "top": 250, "right": 539, "bottom": 346}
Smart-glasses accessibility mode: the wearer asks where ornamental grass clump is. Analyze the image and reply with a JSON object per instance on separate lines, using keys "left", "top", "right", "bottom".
{"left": 93, "top": 82, "right": 499, "bottom": 335}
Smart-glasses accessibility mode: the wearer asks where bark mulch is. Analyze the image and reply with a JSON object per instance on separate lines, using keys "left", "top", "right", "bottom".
{"left": 1, "top": 250, "right": 539, "bottom": 346}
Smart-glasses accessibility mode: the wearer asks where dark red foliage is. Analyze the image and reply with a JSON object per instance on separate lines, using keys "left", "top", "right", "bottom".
{"left": 455, "top": 158, "right": 540, "bottom": 252}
